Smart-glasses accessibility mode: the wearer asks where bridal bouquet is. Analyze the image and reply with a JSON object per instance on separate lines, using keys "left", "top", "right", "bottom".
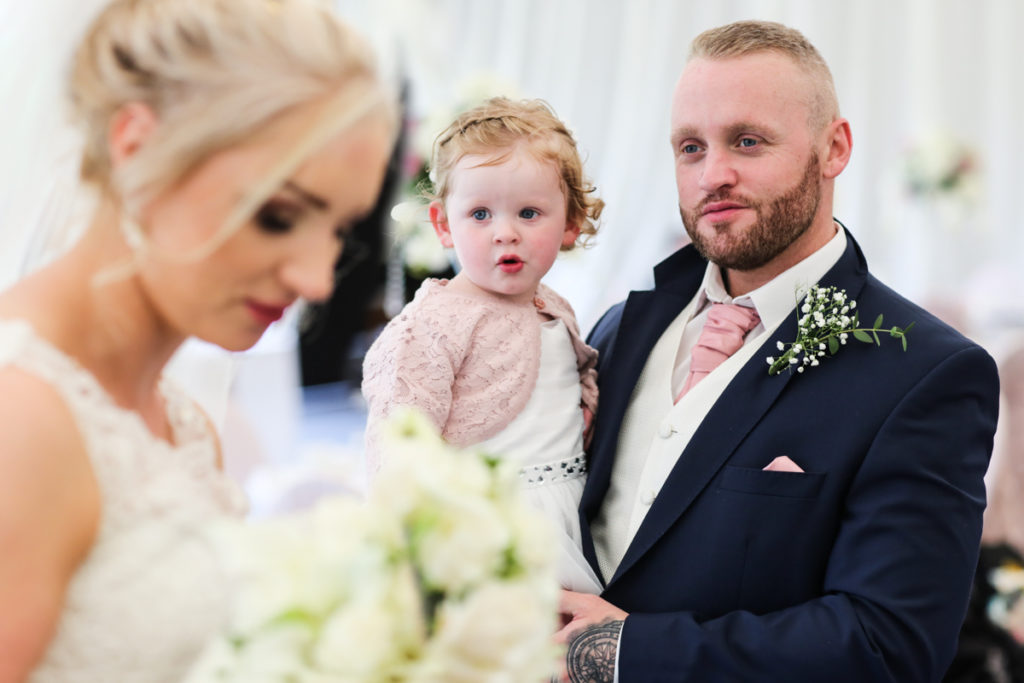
{"left": 188, "top": 409, "right": 561, "bottom": 682}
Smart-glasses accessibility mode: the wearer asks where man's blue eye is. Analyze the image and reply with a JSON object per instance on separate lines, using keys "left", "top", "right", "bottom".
{"left": 472, "top": 209, "right": 489, "bottom": 220}
{"left": 520, "top": 208, "right": 538, "bottom": 219}
{"left": 739, "top": 138, "right": 758, "bottom": 148}
{"left": 682, "top": 144, "right": 700, "bottom": 154}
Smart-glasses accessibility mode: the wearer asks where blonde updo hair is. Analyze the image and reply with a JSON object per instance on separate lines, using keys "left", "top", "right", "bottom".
{"left": 70, "top": 0, "right": 395, "bottom": 237}
{"left": 428, "top": 97, "right": 602, "bottom": 250}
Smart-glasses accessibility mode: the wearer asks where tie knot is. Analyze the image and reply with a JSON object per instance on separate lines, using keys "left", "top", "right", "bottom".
{"left": 706, "top": 302, "right": 760, "bottom": 336}
{"left": 690, "top": 303, "right": 761, "bottom": 372}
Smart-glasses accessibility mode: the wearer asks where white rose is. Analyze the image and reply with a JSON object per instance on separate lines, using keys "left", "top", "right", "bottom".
{"left": 414, "top": 581, "right": 559, "bottom": 682}
{"left": 414, "top": 495, "right": 511, "bottom": 591}
{"left": 312, "top": 599, "right": 405, "bottom": 677}
{"left": 227, "top": 621, "right": 316, "bottom": 683}
{"left": 214, "top": 518, "right": 325, "bottom": 634}
{"left": 313, "top": 562, "right": 426, "bottom": 678}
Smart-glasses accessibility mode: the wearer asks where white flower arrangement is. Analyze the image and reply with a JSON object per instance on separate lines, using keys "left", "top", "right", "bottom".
{"left": 903, "top": 127, "right": 981, "bottom": 213}
{"left": 767, "top": 284, "right": 914, "bottom": 376}
{"left": 389, "top": 199, "right": 451, "bottom": 279}
{"left": 188, "top": 408, "right": 561, "bottom": 682}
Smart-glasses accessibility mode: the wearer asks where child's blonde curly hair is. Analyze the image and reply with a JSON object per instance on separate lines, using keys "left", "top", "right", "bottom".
{"left": 427, "top": 97, "right": 602, "bottom": 249}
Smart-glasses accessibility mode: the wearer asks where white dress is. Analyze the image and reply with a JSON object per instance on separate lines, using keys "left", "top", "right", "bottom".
{"left": 478, "top": 319, "right": 603, "bottom": 594}
{"left": 0, "top": 319, "right": 246, "bottom": 682}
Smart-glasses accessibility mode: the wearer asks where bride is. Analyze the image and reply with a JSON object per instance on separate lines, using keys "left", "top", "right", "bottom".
{"left": 0, "top": 0, "right": 395, "bottom": 679}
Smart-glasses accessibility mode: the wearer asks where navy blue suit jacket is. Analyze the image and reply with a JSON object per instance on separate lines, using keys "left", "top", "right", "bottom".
{"left": 581, "top": 229, "right": 1000, "bottom": 682}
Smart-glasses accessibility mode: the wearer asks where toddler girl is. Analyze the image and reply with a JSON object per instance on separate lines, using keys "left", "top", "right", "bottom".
{"left": 362, "top": 97, "right": 603, "bottom": 593}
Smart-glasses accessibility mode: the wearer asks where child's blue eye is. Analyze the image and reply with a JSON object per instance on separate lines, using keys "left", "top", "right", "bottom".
{"left": 520, "top": 208, "right": 538, "bottom": 219}
{"left": 472, "top": 208, "right": 490, "bottom": 221}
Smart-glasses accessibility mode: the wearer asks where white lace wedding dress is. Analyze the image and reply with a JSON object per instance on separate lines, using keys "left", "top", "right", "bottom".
{"left": 0, "top": 319, "right": 247, "bottom": 682}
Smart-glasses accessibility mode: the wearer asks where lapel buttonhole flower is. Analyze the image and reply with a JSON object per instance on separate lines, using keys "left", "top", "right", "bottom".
{"left": 766, "top": 284, "right": 914, "bottom": 376}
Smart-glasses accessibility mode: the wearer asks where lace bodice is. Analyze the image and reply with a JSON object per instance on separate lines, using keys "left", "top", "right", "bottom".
{"left": 0, "top": 319, "right": 246, "bottom": 682}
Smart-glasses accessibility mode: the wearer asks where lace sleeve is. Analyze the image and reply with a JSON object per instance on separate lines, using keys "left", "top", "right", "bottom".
{"left": 361, "top": 301, "right": 467, "bottom": 473}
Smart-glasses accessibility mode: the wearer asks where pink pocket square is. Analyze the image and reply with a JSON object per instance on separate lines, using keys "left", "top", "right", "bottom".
{"left": 763, "top": 456, "right": 804, "bottom": 473}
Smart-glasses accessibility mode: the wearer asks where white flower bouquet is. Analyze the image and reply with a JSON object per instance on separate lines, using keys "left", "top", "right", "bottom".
{"left": 189, "top": 408, "right": 561, "bottom": 682}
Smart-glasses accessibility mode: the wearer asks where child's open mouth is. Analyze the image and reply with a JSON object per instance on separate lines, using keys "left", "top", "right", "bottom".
{"left": 498, "top": 255, "right": 524, "bottom": 273}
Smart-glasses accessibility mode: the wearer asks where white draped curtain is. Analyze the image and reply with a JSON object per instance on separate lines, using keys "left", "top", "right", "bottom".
{"left": 342, "top": 0, "right": 1024, "bottom": 338}
{"left": 5, "top": 0, "right": 1022, "bottom": 328}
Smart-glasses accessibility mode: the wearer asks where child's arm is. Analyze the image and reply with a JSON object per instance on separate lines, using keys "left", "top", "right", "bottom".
{"left": 361, "top": 308, "right": 462, "bottom": 473}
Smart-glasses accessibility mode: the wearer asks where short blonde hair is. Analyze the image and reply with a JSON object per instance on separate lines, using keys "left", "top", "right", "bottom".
{"left": 428, "top": 97, "right": 602, "bottom": 250}
{"left": 689, "top": 20, "right": 839, "bottom": 131}
{"left": 70, "top": 0, "right": 395, "bottom": 232}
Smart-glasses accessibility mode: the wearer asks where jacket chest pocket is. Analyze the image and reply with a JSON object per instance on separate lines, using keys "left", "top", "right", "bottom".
{"left": 717, "top": 464, "right": 826, "bottom": 499}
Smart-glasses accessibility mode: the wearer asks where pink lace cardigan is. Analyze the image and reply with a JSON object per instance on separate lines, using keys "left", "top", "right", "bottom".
{"left": 362, "top": 279, "right": 598, "bottom": 471}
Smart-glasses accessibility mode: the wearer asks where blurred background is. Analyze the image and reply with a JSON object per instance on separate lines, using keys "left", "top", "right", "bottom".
{"left": 2, "top": 0, "right": 1022, "bottom": 517}
{"left": 4, "top": 1, "right": 1024, "bottom": 675}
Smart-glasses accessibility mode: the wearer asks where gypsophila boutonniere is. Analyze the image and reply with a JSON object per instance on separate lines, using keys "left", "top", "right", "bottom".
{"left": 766, "top": 285, "right": 915, "bottom": 376}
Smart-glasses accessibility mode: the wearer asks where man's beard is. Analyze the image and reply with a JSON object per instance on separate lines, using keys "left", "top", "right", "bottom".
{"left": 680, "top": 153, "right": 822, "bottom": 271}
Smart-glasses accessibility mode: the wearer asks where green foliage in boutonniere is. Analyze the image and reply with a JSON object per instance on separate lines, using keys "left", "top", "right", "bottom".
{"left": 767, "top": 285, "right": 915, "bottom": 376}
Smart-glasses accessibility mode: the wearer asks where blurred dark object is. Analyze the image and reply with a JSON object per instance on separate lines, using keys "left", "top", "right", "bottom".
{"left": 945, "top": 543, "right": 1024, "bottom": 683}
{"left": 298, "top": 88, "right": 406, "bottom": 387}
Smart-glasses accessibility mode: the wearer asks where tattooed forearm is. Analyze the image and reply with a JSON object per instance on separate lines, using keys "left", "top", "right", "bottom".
{"left": 566, "top": 619, "right": 624, "bottom": 683}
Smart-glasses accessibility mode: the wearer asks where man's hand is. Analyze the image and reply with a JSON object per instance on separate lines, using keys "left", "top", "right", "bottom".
{"left": 555, "top": 590, "right": 627, "bottom": 682}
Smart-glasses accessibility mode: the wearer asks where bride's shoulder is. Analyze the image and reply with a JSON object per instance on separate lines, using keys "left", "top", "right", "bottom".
{"left": 0, "top": 316, "right": 95, "bottom": 476}
{"left": 0, "top": 363, "right": 95, "bottom": 474}
{"left": 0, "top": 363, "right": 101, "bottom": 543}
{"left": 0, "top": 364, "right": 101, "bottom": 676}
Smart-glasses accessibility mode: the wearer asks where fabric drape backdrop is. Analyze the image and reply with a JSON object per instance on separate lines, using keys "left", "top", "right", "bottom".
{"left": 4, "top": 0, "right": 1022, "bottom": 330}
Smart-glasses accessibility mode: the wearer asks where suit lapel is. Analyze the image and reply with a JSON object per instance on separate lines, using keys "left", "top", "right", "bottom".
{"left": 579, "top": 248, "right": 705, "bottom": 576}
{"left": 608, "top": 227, "right": 870, "bottom": 585}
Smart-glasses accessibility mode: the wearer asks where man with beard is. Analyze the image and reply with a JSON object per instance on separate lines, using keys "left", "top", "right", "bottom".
{"left": 555, "top": 20, "right": 1000, "bottom": 683}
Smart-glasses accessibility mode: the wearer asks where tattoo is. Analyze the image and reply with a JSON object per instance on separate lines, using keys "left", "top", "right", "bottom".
{"left": 566, "top": 619, "right": 624, "bottom": 683}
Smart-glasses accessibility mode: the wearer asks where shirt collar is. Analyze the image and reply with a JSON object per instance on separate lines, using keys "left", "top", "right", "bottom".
{"left": 693, "top": 224, "right": 847, "bottom": 331}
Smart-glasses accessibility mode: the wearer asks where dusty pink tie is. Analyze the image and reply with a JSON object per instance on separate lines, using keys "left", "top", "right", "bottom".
{"left": 676, "top": 303, "right": 761, "bottom": 403}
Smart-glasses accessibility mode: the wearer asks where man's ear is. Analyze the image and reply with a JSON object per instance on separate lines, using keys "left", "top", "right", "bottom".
{"left": 821, "top": 117, "right": 852, "bottom": 180}
{"left": 429, "top": 200, "right": 454, "bottom": 248}
{"left": 561, "top": 221, "right": 581, "bottom": 249}
{"left": 108, "top": 102, "right": 158, "bottom": 166}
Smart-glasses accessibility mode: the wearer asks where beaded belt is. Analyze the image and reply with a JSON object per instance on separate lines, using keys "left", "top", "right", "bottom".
{"left": 519, "top": 454, "right": 588, "bottom": 486}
